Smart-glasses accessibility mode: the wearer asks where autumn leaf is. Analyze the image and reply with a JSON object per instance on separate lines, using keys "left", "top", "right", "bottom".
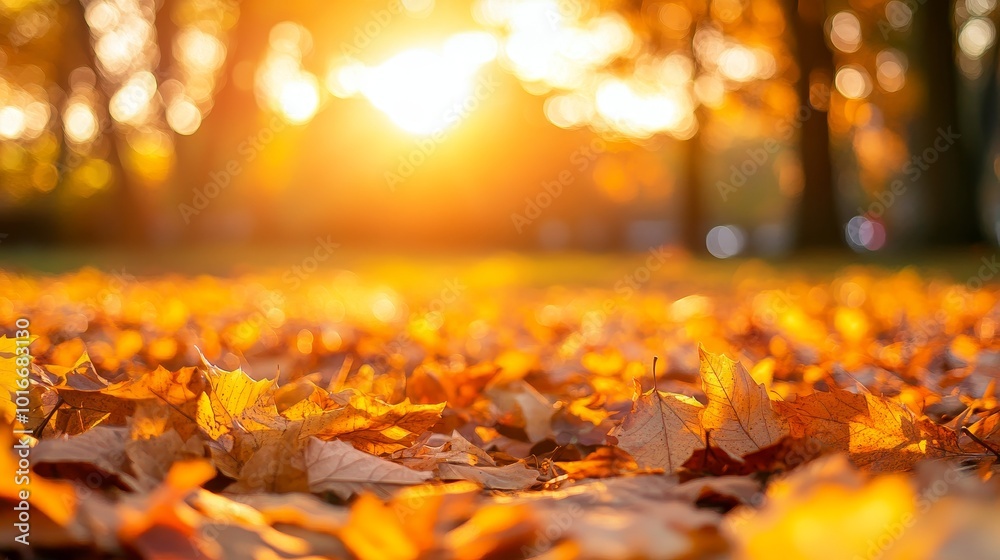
{"left": 195, "top": 358, "right": 292, "bottom": 479}
{"left": 611, "top": 349, "right": 788, "bottom": 471}
{"left": 487, "top": 379, "right": 555, "bottom": 443}
{"left": 196, "top": 361, "right": 285, "bottom": 441}
{"left": 777, "top": 387, "right": 958, "bottom": 472}
{"left": 551, "top": 447, "right": 638, "bottom": 481}
{"left": 299, "top": 388, "right": 445, "bottom": 454}
{"left": 298, "top": 437, "right": 432, "bottom": 499}
{"left": 105, "top": 366, "right": 206, "bottom": 407}
{"left": 609, "top": 382, "right": 705, "bottom": 471}
{"left": 437, "top": 461, "right": 541, "bottom": 490}
{"left": 392, "top": 431, "right": 497, "bottom": 471}
{"left": 32, "top": 426, "right": 134, "bottom": 488}
{"left": 125, "top": 429, "right": 206, "bottom": 491}
{"left": 698, "top": 346, "right": 788, "bottom": 459}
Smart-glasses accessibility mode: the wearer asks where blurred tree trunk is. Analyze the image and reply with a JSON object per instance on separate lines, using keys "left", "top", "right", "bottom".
{"left": 922, "top": 0, "right": 982, "bottom": 244}
{"left": 60, "top": 0, "right": 130, "bottom": 244}
{"left": 789, "top": 0, "right": 840, "bottom": 249}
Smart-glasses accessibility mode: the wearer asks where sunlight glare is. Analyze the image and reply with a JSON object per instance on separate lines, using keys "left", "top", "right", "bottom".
{"left": 594, "top": 78, "right": 690, "bottom": 138}
{"left": 278, "top": 75, "right": 321, "bottom": 124}
{"left": 338, "top": 32, "right": 498, "bottom": 135}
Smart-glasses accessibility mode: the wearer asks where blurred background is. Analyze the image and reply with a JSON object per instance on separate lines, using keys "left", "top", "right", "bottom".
{"left": 0, "top": 0, "right": 997, "bottom": 256}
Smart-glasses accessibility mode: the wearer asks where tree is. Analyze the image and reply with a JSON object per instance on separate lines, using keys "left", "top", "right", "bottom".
{"left": 921, "top": 0, "right": 981, "bottom": 245}
{"left": 788, "top": 0, "right": 841, "bottom": 249}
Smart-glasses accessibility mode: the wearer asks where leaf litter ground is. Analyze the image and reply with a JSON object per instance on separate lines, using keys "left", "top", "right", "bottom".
{"left": 3, "top": 254, "right": 1000, "bottom": 559}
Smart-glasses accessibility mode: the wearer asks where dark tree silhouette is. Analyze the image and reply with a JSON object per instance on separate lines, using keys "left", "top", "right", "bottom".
{"left": 921, "top": 0, "right": 982, "bottom": 245}
{"left": 789, "top": 0, "right": 840, "bottom": 250}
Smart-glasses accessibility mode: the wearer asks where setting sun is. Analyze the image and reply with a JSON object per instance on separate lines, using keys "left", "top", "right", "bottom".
{"left": 330, "top": 31, "right": 498, "bottom": 135}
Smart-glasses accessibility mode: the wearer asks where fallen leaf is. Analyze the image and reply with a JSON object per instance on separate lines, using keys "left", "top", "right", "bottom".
{"left": 609, "top": 382, "right": 704, "bottom": 471}
{"left": 299, "top": 437, "right": 432, "bottom": 499}
{"left": 698, "top": 346, "right": 788, "bottom": 459}
{"left": 777, "top": 387, "right": 952, "bottom": 471}
{"left": 300, "top": 389, "right": 444, "bottom": 454}
{"left": 438, "top": 461, "right": 541, "bottom": 490}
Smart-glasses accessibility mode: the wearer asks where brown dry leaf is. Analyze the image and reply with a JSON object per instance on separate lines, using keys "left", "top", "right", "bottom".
{"left": 104, "top": 366, "right": 207, "bottom": 406}
{"left": 777, "top": 387, "right": 950, "bottom": 472}
{"left": 299, "top": 388, "right": 445, "bottom": 454}
{"left": 551, "top": 447, "right": 638, "bottom": 481}
{"left": 698, "top": 346, "right": 788, "bottom": 459}
{"left": 48, "top": 389, "right": 130, "bottom": 436}
{"left": 32, "top": 426, "right": 136, "bottom": 488}
{"left": 445, "top": 430, "right": 496, "bottom": 466}
{"left": 487, "top": 379, "right": 555, "bottom": 443}
{"left": 437, "top": 461, "right": 541, "bottom": 490}
{"left": 36, "top": 349, "right": 111, "bottom": 391}
{"left": 230, "top": 491, "right": 349, "bottom": 532}
{"left": 965, "top": 409, "right": 1000, "bottom": 448}
{"left": 225, "top": 427, "right": 309, "bottom": 493}
{"left": 406, "top": 361, "right": 500, "bottom": 408}
{"left": 513, "top": 475, "right": 726, "bottom": 559}
{"left": 186, "top": 489, "right": 332, "bottom": 560}
{"left": 128, "top": 397, "right": 202, "bottom": 441}
{"left": 392, "top": 431, "right": 496, "bottom": 471}
{"left": 609, "top": 381, "right": 705, "bottom": 471}
{"left": 298, "top": 437, "right": 432, "bottom": 499}
{"left": 125, "top": 429, "right": 206, "bottom": 491}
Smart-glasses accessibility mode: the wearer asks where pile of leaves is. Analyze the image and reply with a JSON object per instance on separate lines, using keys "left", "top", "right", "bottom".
{"left": 3, "top": 260, "right": 1000, "bottom": 559}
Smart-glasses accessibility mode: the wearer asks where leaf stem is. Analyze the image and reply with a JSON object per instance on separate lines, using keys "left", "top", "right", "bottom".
{"left": 961, "top": 426, "right": 1000, "bottom": 461}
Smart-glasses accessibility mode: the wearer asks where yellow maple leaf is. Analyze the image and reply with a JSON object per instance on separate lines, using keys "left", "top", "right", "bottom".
{"left": 698, "top": 346, "right": 788, "bottom": 459}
